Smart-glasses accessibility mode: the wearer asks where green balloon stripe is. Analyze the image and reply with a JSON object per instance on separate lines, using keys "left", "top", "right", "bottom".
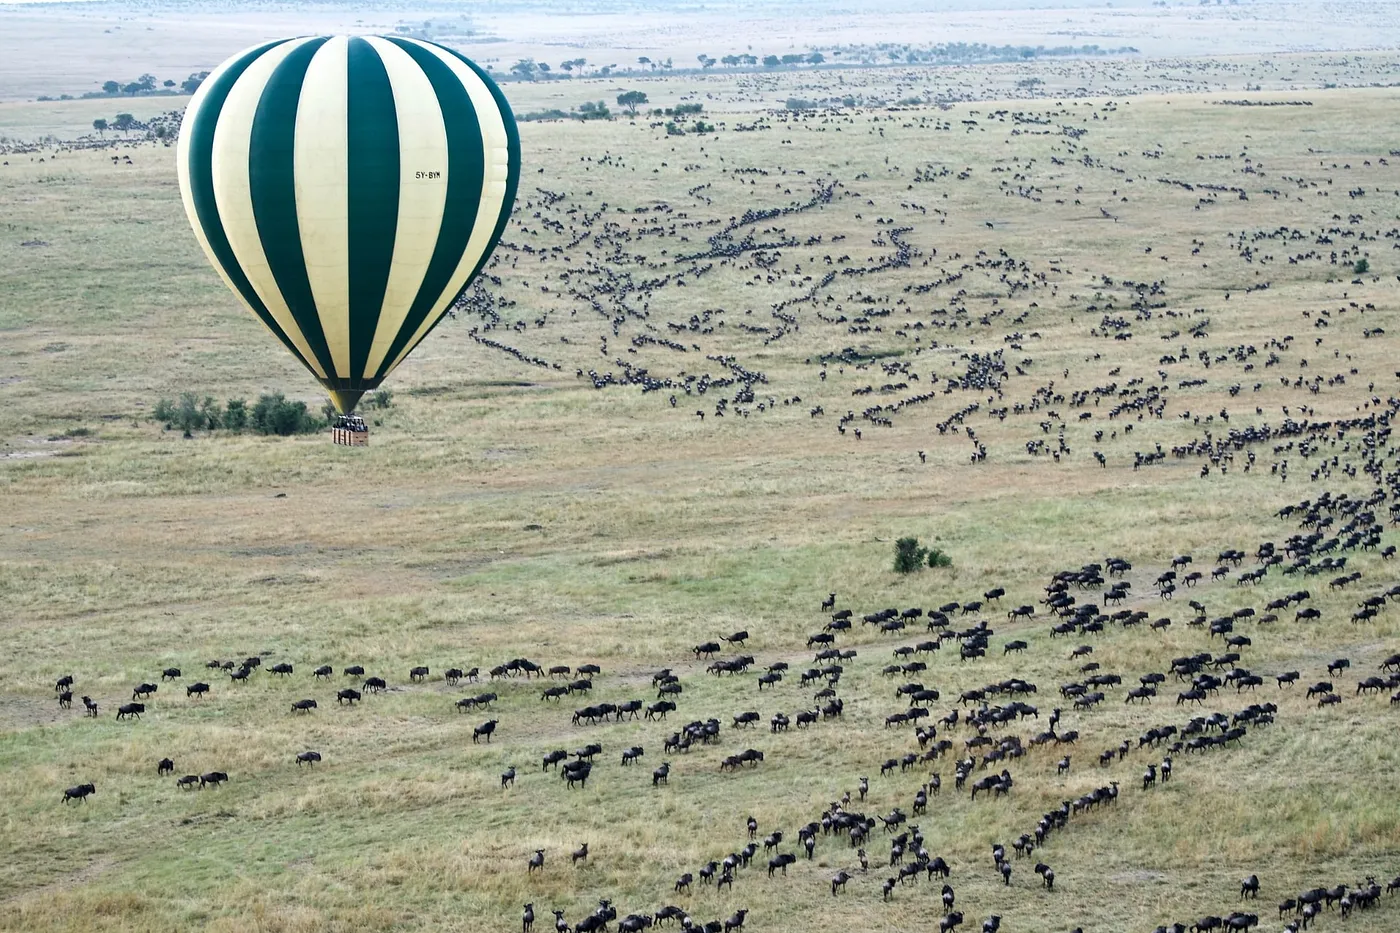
{"left": 373, "top": 37, "right": 485, "bottom": 382}
{"left": 345, "top": 37, "right": 401, "bottom": 385}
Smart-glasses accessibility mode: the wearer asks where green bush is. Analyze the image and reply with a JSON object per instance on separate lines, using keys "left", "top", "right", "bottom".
{"left": 223, "top": 398, "right": 248, "bottom": 432}
{"left": 1354, "top": 258, "right": 1369, "bottom": 274}
{"left": 250, "top": 393, "right": 322, "bottom": 436}
{"left": 894, "top": 537, "right": 928, "bottom": 574}
{"left": 927, "top": 547, "right": 953, "bottom": 568}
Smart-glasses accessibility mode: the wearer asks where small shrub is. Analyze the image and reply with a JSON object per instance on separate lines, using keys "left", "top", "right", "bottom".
{"left": 251, "top": 393, "right": 322, "bottom": 436}
{"left": 153, "top": 398, "right": 176, "bottom": 426}
{"left": 894, "top": 537, "right": 928, "bottom": 574}
{"left": 368, "top": 388, "right": 394, "bottom": 410}
{"left": 927, "top": 547, "right": 953, "bottom": 568}
{"left": 1354, "top": 258, "right": 1369, "bottom": 274}
{"left": 223, "top": 398, "right": 247, "bottom": 432}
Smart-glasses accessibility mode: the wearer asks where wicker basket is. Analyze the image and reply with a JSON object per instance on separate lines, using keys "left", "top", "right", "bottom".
{"left": 331, "top": 415, "right": 369, "bottom": 446}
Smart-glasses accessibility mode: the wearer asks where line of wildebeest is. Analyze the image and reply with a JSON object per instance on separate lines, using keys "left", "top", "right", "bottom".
{"left": 49, "top": 483, "right": 1400, "bottom": 932}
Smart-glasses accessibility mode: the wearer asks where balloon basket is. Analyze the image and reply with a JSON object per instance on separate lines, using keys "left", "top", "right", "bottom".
{"left": 331, "top": 414, "right": 369, "bottom": 447}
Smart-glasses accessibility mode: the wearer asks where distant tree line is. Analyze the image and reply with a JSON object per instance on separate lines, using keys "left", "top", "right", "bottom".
{"left": 40, "top": 71, "right": 209, "bottom": 103}
{"left": 492, "top": 41, "right": 1135, "bottom": 82}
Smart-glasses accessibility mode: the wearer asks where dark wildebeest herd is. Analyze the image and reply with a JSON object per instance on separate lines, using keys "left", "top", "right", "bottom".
{"left": 40, "top": 86, "right": 1400, "bottom": 932}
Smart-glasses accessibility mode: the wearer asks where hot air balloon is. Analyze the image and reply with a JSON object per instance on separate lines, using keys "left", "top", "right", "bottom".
{"left": 176, "top": 35, "right": 521, "bottom": 415}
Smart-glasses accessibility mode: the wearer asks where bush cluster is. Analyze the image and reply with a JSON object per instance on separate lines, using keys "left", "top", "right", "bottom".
{"left": 151, "top": 392, "right": 370, "bottom": 438}
{"left": 894, "top": 536, "right": 952, "bottom": 573}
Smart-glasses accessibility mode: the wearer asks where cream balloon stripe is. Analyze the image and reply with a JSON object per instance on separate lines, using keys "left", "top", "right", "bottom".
{"left": 177, "top": 35, "right": 521, "bottom": 410}
{"left": 178, "top": 38, "right": 308, "bottom": 370}
{"left": 248, "top": 36, "right": 337, "bottom": 381}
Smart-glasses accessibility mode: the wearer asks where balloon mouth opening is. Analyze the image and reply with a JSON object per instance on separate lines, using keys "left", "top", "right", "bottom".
{"left": 327, "top": 389, "right": 365, "bottom": 415}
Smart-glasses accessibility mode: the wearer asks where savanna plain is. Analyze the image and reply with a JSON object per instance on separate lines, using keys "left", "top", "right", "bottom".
{"left": 3, "top": 12, "right": 1400, "bottom": 933}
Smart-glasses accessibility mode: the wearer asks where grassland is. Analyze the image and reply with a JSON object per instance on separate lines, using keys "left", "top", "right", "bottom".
{"left": 2, "top": 56, "right": 1400, "bottom": 933}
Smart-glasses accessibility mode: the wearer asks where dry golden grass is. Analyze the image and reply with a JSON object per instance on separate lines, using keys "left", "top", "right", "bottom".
{"left": 3, "top": 60, "right": 1400, "bottom": 933}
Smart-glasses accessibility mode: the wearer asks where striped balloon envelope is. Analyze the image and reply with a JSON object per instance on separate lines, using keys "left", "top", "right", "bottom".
{"left": 176, "top": 35, "right": 521, "bottom": 414}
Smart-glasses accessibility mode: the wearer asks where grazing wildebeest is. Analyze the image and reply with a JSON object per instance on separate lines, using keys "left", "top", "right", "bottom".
{"left": 473, "top": 720, "right": 498, "bottom": 743}
{"left": 410, "top": 666, "right": 429, "bottom": 682}
{"left": 157, "top": 757, "right": 174, "bottom": 776}
{"left": 161, "top": 668, "right": 181, "bottom": 681}
{"left": 291, "top": 699, "right": 317, "bottom": 713}
{"left": 296, "top": 751, "right": 321, "bottom": 766}
{"left": 62, "top": 783, "right": 95, "bottom": 804}
{"left": 200, "top": 771, "right": 228, "bottom": 788}
{"left": 176, "top": 774, "right": 200, "bottom": 790}
{"left": 1035, "top": 862, "right": 1055, "bottom": 890}
{"left": 313, "top": 665, "right": 333, "bottom": 679}
{"left": 337, "top": 688, "right": 361, "bottom": 705}
{"left": 363, "top": 676, "right": 387, "bottom": 693}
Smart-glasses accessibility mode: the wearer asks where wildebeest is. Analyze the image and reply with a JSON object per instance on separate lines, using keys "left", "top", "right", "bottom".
{"left": 269, "top": 663, "right": 293, "bottom": 676}
{"left": 314, "top": 665, "right": 333, "bottom": 679}
{"left": 363, "top": 676, "right": 387, "bottom": 693}
{"left": 157, "top": 757, "right": 174, "bottom": 776}
{"left": 62, "top": 782, "right": 95, "bottom": 804}
{"left": 200, "top": 771, "right": 228, "bottom": 788}
{"left": 410, "top": 666, "right": 430, "bottom": 682}
{"left": 296, "top": 751, "right": 322, "bottom": 766}
{"left": 116, "top": 702, "right": 145, "bottom": 720}
{"left": 187, "top": 682, "right": 209, "bottom": 698}
{"left": 473, "top": 719, "right": 499, "bottom": 743}
{"left": 653, "top": 761, "right": 671, "bottom": 786}
{"left": 132, "top": 683, "right": 157, "bottom": 699}
{"left": 291, "top": 699, "right": 317, "bottom": 713}
{"left": 81, "top": 697, "right": 96, "bottom": 715}
{"left": 571, "top": 842, "right": 589, "bottom": 865}
{"left": 528, "top": 849, "right": 545, "bottom": 872}
{"left": 337, "top": 688, "right": 361, "bottom": 705}
{"left": 161, "top": 668, "right": 181, "bottom": 681}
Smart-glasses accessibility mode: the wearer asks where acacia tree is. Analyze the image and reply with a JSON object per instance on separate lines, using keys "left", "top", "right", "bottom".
{"left": 114, "top": 113, "right": 135, "bottom": 135}
{"left": 92, "top": 118, "right": 107, "bottom": 137}
{"left": 616, "top": 90, "right": 648, "bottom": 115}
